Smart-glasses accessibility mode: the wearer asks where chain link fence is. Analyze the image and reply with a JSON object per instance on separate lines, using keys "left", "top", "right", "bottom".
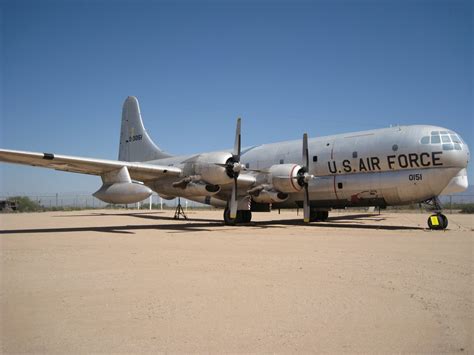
{"left": 1, "top": 192, "right": 473, "bottom": 213}
{"left": 0, "top": 192, "right": 208, "bottom": 211}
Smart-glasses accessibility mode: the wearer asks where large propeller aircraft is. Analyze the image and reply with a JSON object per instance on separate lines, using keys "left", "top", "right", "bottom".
{"left": 0, "top": 96, "right": 470, "bottom": 229}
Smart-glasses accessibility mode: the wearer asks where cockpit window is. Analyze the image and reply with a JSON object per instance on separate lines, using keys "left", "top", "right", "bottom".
{"left": 450, "top": 134, "right": 461, "bottom": 143}
{"left": 441, "top": 135, "right": 451, "bottom": 143}
{"left": 422, "top": 132, "right": 464, "bottom": 147}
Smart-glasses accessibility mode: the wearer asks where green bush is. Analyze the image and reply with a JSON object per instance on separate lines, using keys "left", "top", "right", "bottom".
{"left": 8, "top": 196, "right": 43, "bottom": 212}
{"left": 460, "top": 204, "right": 474, "bottom": 214}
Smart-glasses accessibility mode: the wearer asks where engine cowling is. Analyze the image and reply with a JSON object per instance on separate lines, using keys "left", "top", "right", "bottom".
{"left": 194, "top": 152, "right": 234, "bottom": 185}
{"left": 93, "top": 182, "right": 152, "bottom": 204}
{"left": 268, "top": 164, "right": 303, "bottom": 193}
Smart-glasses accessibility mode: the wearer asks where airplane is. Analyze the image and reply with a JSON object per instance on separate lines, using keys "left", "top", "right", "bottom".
{"left": 0, "top": 96, "right": 470, "bottom": 230}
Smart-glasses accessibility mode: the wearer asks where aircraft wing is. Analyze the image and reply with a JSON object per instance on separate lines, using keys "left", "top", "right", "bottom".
{"left": 0, "top": 149, "right": 181, "bottom": 182}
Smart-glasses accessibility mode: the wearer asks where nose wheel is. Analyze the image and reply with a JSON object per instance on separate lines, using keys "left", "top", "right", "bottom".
{"left": 427, "top": 213, "right": 448, "bottom": 230}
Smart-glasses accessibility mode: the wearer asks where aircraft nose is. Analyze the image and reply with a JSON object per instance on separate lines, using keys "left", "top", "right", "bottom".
{"left": 456, "top": 133, "right": 470, "bottom": 167}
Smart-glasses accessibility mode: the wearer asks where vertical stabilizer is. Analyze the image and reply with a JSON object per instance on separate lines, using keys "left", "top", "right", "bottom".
{"left": 118, "top": 96, "right": 172, "bottom": 162}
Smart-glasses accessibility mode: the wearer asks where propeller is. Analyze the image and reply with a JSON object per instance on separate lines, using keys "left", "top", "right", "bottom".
{"left": 227, "top": 118, "right": 242, "bottom": 219}
{"left": 299, "top": 133, "right": 313, "bottom": 223}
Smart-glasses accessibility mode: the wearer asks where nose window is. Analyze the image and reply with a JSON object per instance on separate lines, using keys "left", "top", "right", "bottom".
{"left": 421, "top": 136, "right": 430, "bottom": 144}
{"left": 443, "top": 143, "right": 454, "bottom": 150}
{"left": 454, "top": 143, "right": 462, "bottom": 150}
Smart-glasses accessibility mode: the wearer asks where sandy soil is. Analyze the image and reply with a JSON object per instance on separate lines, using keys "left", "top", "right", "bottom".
{"left": 1, "top": 209, "right": 473, "bottom": 353}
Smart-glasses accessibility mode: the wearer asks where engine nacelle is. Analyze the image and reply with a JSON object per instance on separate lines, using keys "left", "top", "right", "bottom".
{"left": 268, "top": 164, "right": 303, "bottom": 193}
{"left": 194, "top": 152, "right": 234, "bottom": 185}
{"left": 251, "top": 189, "right": 289, "bottom": 204}
{"left": 93, "top": 182, "right": 152, "bottom": 204}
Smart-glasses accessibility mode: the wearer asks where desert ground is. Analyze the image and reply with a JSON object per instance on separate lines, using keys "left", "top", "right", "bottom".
{"left": 1, "top": 209, "right": 472, "bottom": 353}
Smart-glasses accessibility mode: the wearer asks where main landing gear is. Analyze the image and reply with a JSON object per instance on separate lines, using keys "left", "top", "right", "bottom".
{"left": 310, "top": 209, "right": 329, "bottom": 222}
{"left": 423, "top": 197, "right": 448, "bottom": 230}
{"left": 223, "top": 207, "right": 252, "bottom": 225}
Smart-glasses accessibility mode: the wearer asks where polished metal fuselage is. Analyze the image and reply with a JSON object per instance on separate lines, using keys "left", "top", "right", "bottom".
{"left": 148, "top": 125, "right": 470, "bottom": 209}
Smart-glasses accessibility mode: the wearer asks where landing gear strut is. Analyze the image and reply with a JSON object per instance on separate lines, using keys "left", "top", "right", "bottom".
{"left": 422, "top": 197, "right": 448, "bottom": 230}
{"left": 223, "top": 207, "right": 252, "bottom": 225}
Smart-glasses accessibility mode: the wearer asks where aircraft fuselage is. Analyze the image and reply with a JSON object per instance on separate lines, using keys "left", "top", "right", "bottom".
{"left": 149, "top": 124, "right": 470, "bottom": 209}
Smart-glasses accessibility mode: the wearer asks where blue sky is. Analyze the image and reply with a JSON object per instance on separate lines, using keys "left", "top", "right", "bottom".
{"left": 0, "top": 0, "right": 472, "bottom": 195}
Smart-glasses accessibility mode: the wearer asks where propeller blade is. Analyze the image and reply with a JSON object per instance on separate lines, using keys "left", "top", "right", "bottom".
{"left": 230, "top": 177, "right": 238, "bottom": 219}
{"left": 233, "top": 117, "right": 241, "bottom": 160}
{"left": 303, "top": 133, "right": 309, "bottom": 169}
{"left": 302, "top": 133, "right": 310, "bottom": 223}
{"left": 303, "top": 184, "right": 310, "bottom": 223}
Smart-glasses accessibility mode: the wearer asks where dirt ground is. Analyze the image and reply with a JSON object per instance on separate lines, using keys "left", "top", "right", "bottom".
{"left": 0, "top": 209, "right": 472, "bottom": 353}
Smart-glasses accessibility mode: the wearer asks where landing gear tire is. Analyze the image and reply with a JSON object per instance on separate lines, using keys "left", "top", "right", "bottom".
{"left": 223, "top": 208, "right": 252, "bottom": 225}
{"left": 241, "top": 210, "right": 252, "bottom": 223}
{"left": 310, "top": 210, "right": 329, "bottom": 222}
{"left": 224, "top": 207, "right": 237, "bottom": 225}
{"left": 427, "top": 213, "right": 448, "bottom": 230}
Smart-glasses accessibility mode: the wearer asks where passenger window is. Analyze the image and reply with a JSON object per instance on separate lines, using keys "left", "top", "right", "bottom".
{"left": 245, "top": 163, "right": 250, "bottom": 169}
{"left": 441, "top": 135, "right": 451, "bottom": 143}
{"left": 420, "top": 136, "right": 429, "bottom": 144}
{"left": 442, "top": 143, "right": 453, "bottom": 150}
{"left": 454, "top": 143, "right": 462, "bottom": 150}
{"left": 352, "top": 151, "right": 358, "bottom": 158}
{"left": 431, "top": 135, "right": 441, "bottom": 144}
{"left": 279, "top": 159, "right": 284, "bottom": 164}
{"left": 313, "top": 156, "right": 318, "bottom": 162}
{"left": 337, "top": 183, "right": 343, "bottom": 189}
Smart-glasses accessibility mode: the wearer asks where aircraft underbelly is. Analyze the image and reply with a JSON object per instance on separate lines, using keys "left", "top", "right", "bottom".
{"left": 276, "top": 167, "right": 461, "bottom": 208}
{"left": 333, "top": 168, "right": 459, "bottom": 206}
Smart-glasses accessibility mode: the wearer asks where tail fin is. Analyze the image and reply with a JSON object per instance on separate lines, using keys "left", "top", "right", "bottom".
{"left": 118, "top": 96, "right": 172, "bottom": 162}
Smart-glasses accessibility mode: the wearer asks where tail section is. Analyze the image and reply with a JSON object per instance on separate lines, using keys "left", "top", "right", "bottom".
{"left": 118, "top": 96, "right": 172, "bottom": 162}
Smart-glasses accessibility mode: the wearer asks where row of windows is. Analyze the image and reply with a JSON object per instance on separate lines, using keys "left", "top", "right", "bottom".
{"left": 421, "top": 133, "right": 462, "bottom": 145}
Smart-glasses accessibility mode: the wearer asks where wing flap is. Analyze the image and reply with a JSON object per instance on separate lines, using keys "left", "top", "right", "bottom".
{"left": 0, "top": 149, "right": 181, "bottom": 181}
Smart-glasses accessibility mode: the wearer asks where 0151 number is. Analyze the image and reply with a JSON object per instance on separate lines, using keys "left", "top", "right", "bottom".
{"left": 409, "top": 173, "right": 422, "bottom": 181}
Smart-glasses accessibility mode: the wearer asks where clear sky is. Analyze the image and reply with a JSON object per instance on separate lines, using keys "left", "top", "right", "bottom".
{"left": 0, "top": 0, "right": 472, "bottom": 195}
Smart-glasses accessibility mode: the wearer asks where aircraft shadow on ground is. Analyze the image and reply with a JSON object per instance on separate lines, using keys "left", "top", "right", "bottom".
{"left": 0, "top": 212, "right": 424, "bottom": 235}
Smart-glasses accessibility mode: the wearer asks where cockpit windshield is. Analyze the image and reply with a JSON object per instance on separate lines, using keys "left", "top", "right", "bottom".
{"left": 420, "top": 131, "right": 464, "bottom": 151}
